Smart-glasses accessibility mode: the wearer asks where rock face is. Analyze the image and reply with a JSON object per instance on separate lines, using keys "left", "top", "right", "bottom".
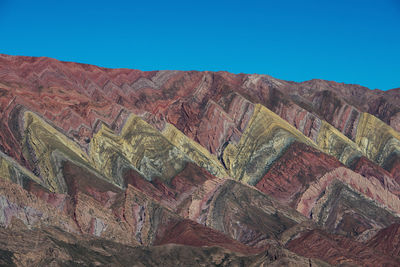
{"left": 0, "top": 226, "right": 331, "bottom": 267}
{"left": 0, "top": 54, "right": 399, "bottom": 266}
{"left": 286, "top": 229, "right": 400, "bottom": 266}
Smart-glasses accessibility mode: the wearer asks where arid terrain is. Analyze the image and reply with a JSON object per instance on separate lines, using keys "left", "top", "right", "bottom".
{"left": 0, "top": 54, "right": 399, "bottom": 266}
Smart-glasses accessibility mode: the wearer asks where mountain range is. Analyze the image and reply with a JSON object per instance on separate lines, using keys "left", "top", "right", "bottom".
{"left": 0, "top": 54, "right": 399, "bottom": 266}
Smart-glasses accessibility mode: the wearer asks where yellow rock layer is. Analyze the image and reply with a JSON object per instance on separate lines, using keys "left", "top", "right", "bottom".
{"left": 21, "top": 110, "right": 227, "bottom": 193}
{"left": 161, "top": 123, "right": 227, "bottom": 177}
{"left": 22, "top": 111, "right": 93, "bottom": 192}
{"left": 355, "top": 113, "right": 400, "bottom": 165}
{"left": 316, "top": 121, "right": 362, "bottom": 165}
{"left": 90, "top": 115, "right": 187, "bottom": 183}
{"left": 0, "top": 151, "right": 43, "bottom": 186}
{"left": 21, "top": 105, "right": 398, "bottom": 196}
{"left": 223, "top": 104, "right": 317, "bottom": 185}
{"left": 90, "top": 113, "right": 227, "bottom": 183}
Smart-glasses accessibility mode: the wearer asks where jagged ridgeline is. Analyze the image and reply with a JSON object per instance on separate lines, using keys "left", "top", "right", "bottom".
{"left": 0, "top": 54, "right": 399, "bottom": 266}
{"left": 1, "top": 111, "right": 222, "bottom": 192}
{"left": 7, "top": 103, "right": 399, "bottom": 194}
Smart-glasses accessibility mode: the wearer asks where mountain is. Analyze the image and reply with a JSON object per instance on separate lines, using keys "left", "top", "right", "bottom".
{"left": 0, "top": 53, "right": 399, "bottom": 266}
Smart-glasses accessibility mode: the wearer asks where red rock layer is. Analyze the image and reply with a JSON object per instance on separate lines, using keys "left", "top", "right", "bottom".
{"left": 1, "top": 54, "right": 399, "bottom": 160}
{"left": 154, "top": 219, "right": 265, "bottom": 255}
{"left": 0, "top": 160, "right": 269, "bottom": 255}
{"left": 123, "top": 162, "right": 215, "bottom": 209}
{"left": 366, "top": 223, "right": 400, "bottom": 257}
{"left": 0, "top": 54, "right": 400, "bottom": 265}
{"left": 255, "top": 142, "right": 342, "bottom": 206}
{"left": 384, "top": 156, "right": 400, "bottom": 184}
{"left": 353, "top": 156, "right": 400, "bottom": 195}
{"left": 287, "top": 229, "right": 400, "bottom": 266}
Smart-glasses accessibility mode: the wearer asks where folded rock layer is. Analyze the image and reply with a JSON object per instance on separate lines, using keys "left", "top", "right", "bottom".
{"left": 0, "top": 54, "right": 399, "bottom": 266}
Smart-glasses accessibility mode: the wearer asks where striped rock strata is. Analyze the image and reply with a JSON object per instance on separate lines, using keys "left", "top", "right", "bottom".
{"left": 0, "top": 54, "right": 399, "bottom": 266}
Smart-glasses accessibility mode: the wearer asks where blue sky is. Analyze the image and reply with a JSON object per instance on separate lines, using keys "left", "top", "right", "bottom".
{"left": 1, "top": 0, "right": 399, "bottom": 90}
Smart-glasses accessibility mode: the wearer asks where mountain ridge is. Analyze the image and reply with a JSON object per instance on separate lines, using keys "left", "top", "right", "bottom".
{"left": 2, "top": 53, "right": 400, "bottom": 92}
{"left": 0, "top": 54, "right": 399, "bottom": 266}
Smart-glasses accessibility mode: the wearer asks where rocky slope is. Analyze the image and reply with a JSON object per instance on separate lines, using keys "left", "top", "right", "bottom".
{"left": 0, "top": 54, "right": 399, "bottom": 266}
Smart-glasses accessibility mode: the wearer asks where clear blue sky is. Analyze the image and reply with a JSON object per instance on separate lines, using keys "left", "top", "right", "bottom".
{"left": 1, "top": 0, "right": 399, "bottom": 90}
